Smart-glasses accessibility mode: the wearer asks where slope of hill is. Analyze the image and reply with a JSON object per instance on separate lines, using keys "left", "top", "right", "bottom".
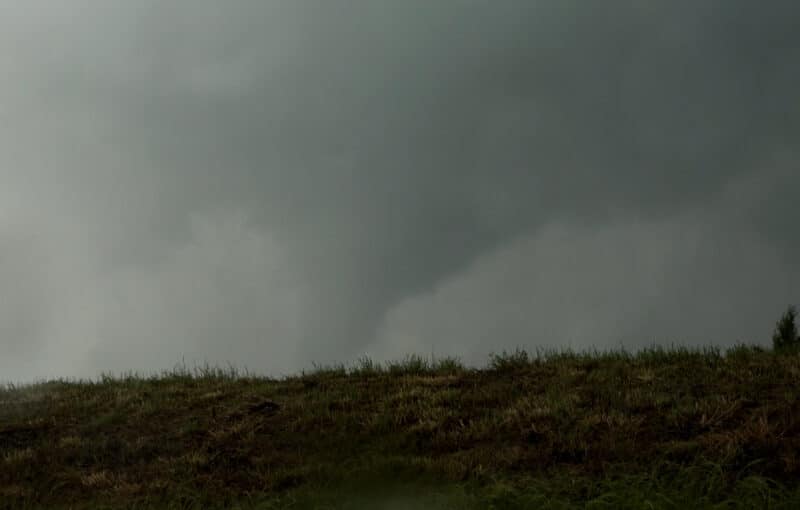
{"left": 1, "top": 344, "right": 799, "bottom": 509}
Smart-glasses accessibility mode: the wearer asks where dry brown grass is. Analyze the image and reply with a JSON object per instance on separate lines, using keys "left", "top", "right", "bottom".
{"left": 0, "top": 345, "right": 798, "bottom": 508}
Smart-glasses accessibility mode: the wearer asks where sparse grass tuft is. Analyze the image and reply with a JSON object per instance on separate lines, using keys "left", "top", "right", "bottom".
{"left": 488, "top": 346, "right": 532, "bottom": 371}
{"left": 725, "top": 342, "right": 767, "bottom": 361}
{"left": 432, "top": 355, "right": 465, "bottom": 375}
{"left": 350, "top": 355, "right": 384, "bottom": 376}
{"left": 386, "top": 353, "right": 432, "bottom": 375}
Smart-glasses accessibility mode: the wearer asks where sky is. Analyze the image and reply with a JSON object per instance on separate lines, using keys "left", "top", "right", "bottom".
{"left": 1, "top": 1, "right": 798, "bottom": 385}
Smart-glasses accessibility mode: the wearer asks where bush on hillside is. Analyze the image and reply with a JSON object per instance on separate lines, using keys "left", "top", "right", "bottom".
{"left": 772, "top": 305, "right": 799, "bottom": 353}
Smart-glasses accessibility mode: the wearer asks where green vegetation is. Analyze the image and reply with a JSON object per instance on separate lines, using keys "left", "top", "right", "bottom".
{"left": 1, "top": 341, "right": 799, "bottom": 509}
{"left": 772, "top": 305, "right": 799, "bottom": 354}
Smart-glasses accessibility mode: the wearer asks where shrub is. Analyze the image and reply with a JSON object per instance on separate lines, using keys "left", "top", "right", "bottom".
{"left": 772, "top": 305, "right": 799, "bottom": 354}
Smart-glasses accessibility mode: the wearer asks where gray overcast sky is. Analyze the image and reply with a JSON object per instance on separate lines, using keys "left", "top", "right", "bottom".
{"left": 1, "top": 1, "right": 798, "bottom": 385}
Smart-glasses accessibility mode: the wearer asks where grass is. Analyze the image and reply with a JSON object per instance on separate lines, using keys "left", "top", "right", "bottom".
{"left": 1, "top": 343, "right": 799, "bottom": 509}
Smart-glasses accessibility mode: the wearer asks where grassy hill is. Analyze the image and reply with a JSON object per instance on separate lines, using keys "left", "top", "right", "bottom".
{"left": 1, "top": 344, "right": 799, "bottom": 509}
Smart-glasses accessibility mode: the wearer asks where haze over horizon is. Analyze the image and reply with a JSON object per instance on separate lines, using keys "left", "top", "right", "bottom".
{"left": 1, "top": 1, "right": 798, "bottom": 386}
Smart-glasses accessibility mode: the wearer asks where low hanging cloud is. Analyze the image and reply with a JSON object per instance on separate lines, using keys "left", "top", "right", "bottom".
{"left": 369, "top": 159, "right": 800, "bottom": 367}
{"left": 1, "top": 1, "right": 798, "bottom": 384}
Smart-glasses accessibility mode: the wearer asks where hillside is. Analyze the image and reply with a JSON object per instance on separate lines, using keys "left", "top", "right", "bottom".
{"left": 1, "top": 344, "right": 799, "bottom": 509}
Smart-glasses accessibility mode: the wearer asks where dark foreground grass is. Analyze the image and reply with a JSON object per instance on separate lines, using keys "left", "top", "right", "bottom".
{"left": 1, "top": 343, "right": 799, "bottom": 509}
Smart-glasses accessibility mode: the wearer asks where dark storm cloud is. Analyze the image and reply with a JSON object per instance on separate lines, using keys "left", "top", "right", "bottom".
{"left": 1, "top": 1, "right": 798, "bottom": 383}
